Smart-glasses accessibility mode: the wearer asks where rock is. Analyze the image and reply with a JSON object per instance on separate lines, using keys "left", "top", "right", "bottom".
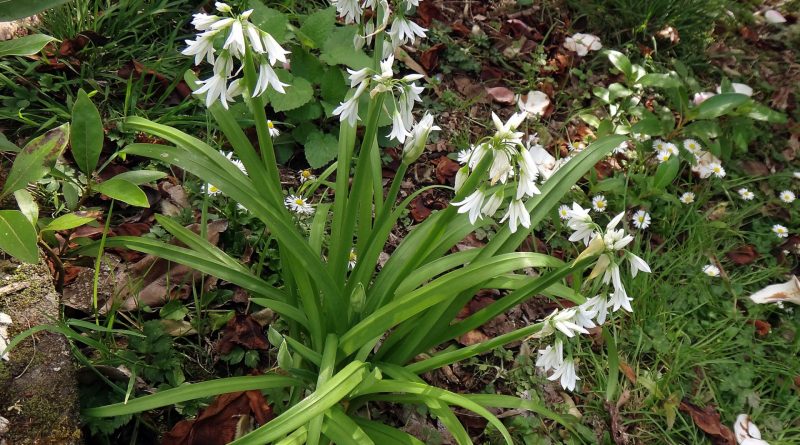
{"left": 0, "top": 259, "right": 82, "bottom": 444}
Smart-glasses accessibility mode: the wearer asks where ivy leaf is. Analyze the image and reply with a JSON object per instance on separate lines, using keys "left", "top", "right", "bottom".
{"left": 0, "top": 210, "right": 38, "bottom": 263}
{"left": 320, "top": 26, "right": 372, "bottom": 69}
{"left": 266, "top": 70, "right": 313, "bottom": 112}
{"left": 1, "top": 123, "right": 70, "bottom": 198}
{"left": 304, "top": 131, "right": 338, "bottom": 168}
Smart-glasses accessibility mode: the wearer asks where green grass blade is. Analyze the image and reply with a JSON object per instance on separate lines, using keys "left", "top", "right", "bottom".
{"left": 352, "top": 418, "right": 425, "bottom": 445}
{"left": 321, "top": 406, "right": 375, "bottom": 445}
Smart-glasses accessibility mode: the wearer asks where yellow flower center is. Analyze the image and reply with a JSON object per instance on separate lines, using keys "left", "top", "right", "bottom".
{"left": 267, "top": 120, "right": 274, "bottom": 129}
{"left": 302, "top": 170, "right": 312, "bottom": 178}
{"left": 295, "top": 199, "right": 304, "bottom": 205}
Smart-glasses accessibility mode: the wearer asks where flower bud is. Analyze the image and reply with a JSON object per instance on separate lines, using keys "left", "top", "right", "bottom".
{"left": 402, "top": 113, "right": 440, "bottom": 164}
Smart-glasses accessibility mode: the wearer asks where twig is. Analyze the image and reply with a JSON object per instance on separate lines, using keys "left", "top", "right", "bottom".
{"left": 0, "top": 281, "right": 29, "bottom": 297}
{"left": 38, "top": 240, "right": 65, "bottom": 293}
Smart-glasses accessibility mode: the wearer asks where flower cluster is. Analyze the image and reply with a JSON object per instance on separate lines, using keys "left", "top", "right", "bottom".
{"left": 534, "top": 208, "right": 651, "bottom": 390}
{"left": 182, "top": 2, "right": 289, "bottom": 108}
{"left": 332, "top": 0, "right": 426, "bottom": 54}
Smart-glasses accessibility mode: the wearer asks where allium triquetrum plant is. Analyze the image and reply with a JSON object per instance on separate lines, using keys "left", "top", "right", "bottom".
{"left": 76, "top": 2, "right": 644, "bottom": 443}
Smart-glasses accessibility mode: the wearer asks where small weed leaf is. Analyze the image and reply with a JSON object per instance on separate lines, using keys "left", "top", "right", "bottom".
{"left": 304, "top": 131, "right": 338, "bottom": 168}
{"left": 71, "top": 89, "right": 104, "bottom": 174}
{"left": 266, "top": 70, "right": 313, "bottom": 112}
{"left": 0, "top": 210, "right": 38, "bottom": 263}
{"left": 0, "top": 33, "right": 56, "bottom": 56}
{"left": 0, "top": 123, "right": 70, "bottom": 198}
{"left": 298, "top": 6, "right": 337, "bottom": 49}
{"left": 93, "top": 178, "right": 149, "bottom": 207}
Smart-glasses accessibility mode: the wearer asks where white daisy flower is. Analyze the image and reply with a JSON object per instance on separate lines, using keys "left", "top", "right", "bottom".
{"left": 772, "top": 224, "right": 789, "bottom": 238}
{"left": 664, "top": 142, "right": 679, "bottom": 156}
{"left": 591, "top": 195, "right": 608, "bottom": 212}
{"left": 779, "top": 190, "right": 796, "bottom": 203}
{"left": 299, "top": 169, "right": 315, "bottom": 183}
{"left": 456, "top": 148, "right": 473, "bottom": 165}
{"left": 652, "top": 139, "right": 666, "bottom": 152}
{"left": 708, "top": 162, "right": 726, "bottom": 178}
{"left": 206, "top": 183, "right": 222, "bottom": 195}
{"left": 348, "top": 248, "right": 358, "bottom": 270}
{"left": 683, "top": 139, "right": 702, "bottom": 156}
{"left": 794, "top": 171, "right": 800, "bottom": 179}
{"left": 679, "top": 192, "right": 695, "bottom": 204}
{"left": 267, "top": 120, "right": 280, "bottom": 137}
{"left": 612, "top": 141, "right": 629, "bottom": 154}
{"left": 738, "top": 188, "right": 755, "bottom": 201}
{"left": 656, "top": 150, "right": 671, "bottom": 163}
{"left": 703, "top": 264, "right": 720, "bottom": 277}
{"left": 632, "top": 210, "right": 651, "bottom": 230}
{"left": 285, "top": 195, "right": 314, "bottom": 215}
{"left": 558, "top": 204, "right": 571, "bottom": 220}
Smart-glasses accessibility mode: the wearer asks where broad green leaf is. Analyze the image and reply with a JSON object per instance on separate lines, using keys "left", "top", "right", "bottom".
{"left": 1, "top": 123, "right": 70, "bottom": 198}
{"left": 653, "top": 155, "right": 680, "bottom": 190}
{"left": 109, "top": 170, "right": 167, "bottom": 185}
{"left": 320, "top": 67, "right": 348, "bottom": 105}
{"left": 606, "top": 50, "right": 632, "bottom": 79}
{"left": 266, "top": 70, "right": 313, "bottom": 112}
{"left": 13, "top": 189, "right": 38, "bottom": 225}
{"left": 693, "top": 93, "right": 749, "bottom": 120}
{"left": 637, "top": 73, "right": 682, "bottom": 89}
{"left": 298, "top": 6, "right": 336, "bottom": 49}
{"left": 320, "top": 26, "right": 372, "bottom": 69}
{"left": 742, "top": 102, "right": 787, "bottom": 123}
{"left": 305, "top": 131, "right": 339, "bottom": 168}
{"left": 630, "top": 117, "right": 664, "bottom": 136}
{"left": 0, "top": 132, "right": 19, "bottom": 152}
{"left": 93, "top": 178, "right": 149, "bottom": 207}
{"left": 0, "top": 33, "right": 55, "bottom": 56}
{"left": 0, "top": 210, "right": 38, "bottom": 263}
{"left": 289, "top": 46, "right": 326, "bottom": 81}
{"left": 684, "top": 121, "right": 720, "bottom": 139}
{"left": 83, "top": 375, "right": 301, "bottom": 417}
{"left": 42, "top": 213, "right": 95, "bottom": 232}
{"left": 71, "top": 89, "right": 104, "bottom": 174}
{"left": 247, "top": 2, "right": 288, "bottom": 43}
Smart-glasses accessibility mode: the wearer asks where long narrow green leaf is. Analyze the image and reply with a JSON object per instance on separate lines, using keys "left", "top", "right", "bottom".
{"left": 229, "top": 362, "right": 369, "bottom": 445}
{"left": 83, "top": 375, "right": 301, "bottom": 417}
{"left": 321, "top": 406, "right": 375, "bottom": 445}
{"left": 154, "top": 214, "right": 241, "bottom": 268}
{"left": 307, "top": 335, "right": 339, "bottom": 445}
{"left": 352, "top": 418, "right": 425, "bottom": 445}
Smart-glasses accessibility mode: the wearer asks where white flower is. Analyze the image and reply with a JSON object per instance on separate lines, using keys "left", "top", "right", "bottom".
{"left": 573, "top": 302, "right": 598, "bottom": 330}
{"left": 0, "top": 312, "right": 12, "bottom": 361}
{"left": 453, "top": 190, "right": 485, "bottom": 225}
{"left": 632, "top": 210, "right": 651, "bottom": 230}
{"left": 456, "top": 148, "right": 473, "bottom": 165}
{"left": 548, "top": 359, "right": 580, "bottom": 391}
{"left": 285, "top": 195, "right": 314, "bottom": 215}
{"left": 558, "top": 204, "right": 570, "bottom": 220}
{"left": 664, "top": 142, "right": 679, "bottom": 156}
{"left": 608, "top": 284, "right": 633, "bottom": 313}
{"left": 652, "top": 139, "right": 666, "bottom": 152}
{"left": 582, "top": 295, "right": 609, "bottom": 325}
{"left": 481, "top": 191, "right": 503, "bottom": 217}
{"left": 195, "top": 74, "right": 232, "bottom": 109}
{"left": 632, "top": 132, "right": 651, "bottom": 142}
{"left": 738, "top": 188, "right": 754, "bottom": 200}
{"left": 389, "top": 110, "right": 410, "bottom": 143}
{"left": 546, "top": 308, "right": 590, "bottom": 337}
{"left": 491, "top": 112, "right": 526, "bottom": 142}
{"left": 717, "top": 82, "right": 753, "bottom": 97}
{"left": 566, "top": 203, "right": 595, "bottom": 245}
{"left": 516, "top": 151, "right": 541, "bottom": 199}
{"left": 734, "top": 414, "right": 769, "bottom": 445}
{"left": 299, "top": 169, "right": 315, "bottom": 183}
{"left": 206, "top": 183, "right": 222, "bottom": 195}
{"left": 489, "top": 149, "right": 514, "bottom": 184}
{"left": 683, "top": 139, "right": 703, "bottom": 156}
{"left": 373, "top": 55, "right": 395, "bottom": 82}
{"left": 348, "top": 248, "right": 358, "bottom": 270}
{"left": 500, "top": 199, "right": 531, "bottom": 233}
{"left": 613, "top": 141, "right": 629, "bottom": 154}
{"left": 779, "top": 190, "right": 795, "bottom": 203}
{"left": 592, "top": 195, "right": 608, "bottom": 212}
{"left": 708, "top": 162, "right": 726, "bottom": 178}
{"left": 536, "top": 339, "right": 563, "bottom": 372}
{"left": 332, "top": 0, "right": 362, "bottom": 24}
{"left": 191, "top": 13, "right": 221, "bottom": 31}
{"left": 693, "top": 91, "right": 715, "bottom": 105}
{"left": 182, "top": 30, "right": 218, "bottom": 65}
{"left": 563, "top": 33, "right": 602, "bottom": 56}
{"left": 333, "top": 82, "right": 368, "bottom": 126}
{"left": 603, "top": 227, "right": 634, "bottom": 251}
{"left": 656, "top": 149, "right": 672, "bottom": 163}
{"left": 223, "top": 151, "right": 247, "bottom": 175}
{"left": 703, "top": 264, "right": 720, "bottom": 277}
{"left": 389, "top": 16, "right": 427, "bottom": 47}
{"left": 261, "top": 32, "right": 290, "bottom": 66}
{"left": 517, "top": 90, "right": 550, "bottom": 117}
{"left": 223, "top": 19, "right": 246, "bottom": 58}
{"left": 215, "top": 1, "right": 232, "bottom": 13}
{"left": 772, "top": 224, "right": 789, "bottom": 238}
{"left": 692, "top": 152, "right": 723, "bottom": 178}
{"left": 347, "top": 67, "right": 372, "bottom": 88}
{"left": 679, "top": 192, "right": 696, "bottom": 204}
{"left": 628, "top": 253, "right": 651, "bottom": 277}
{"left": 764, "top": 9, "right": 787, "bottom": 24}
{"left": 253, "top": 62, "right": 288, "bottom": 97}
{"left": 403, "top": 113, "right": 440, "bottom": 163}
{"left": 267, "top": 120, "right": 280, "bottom": 137}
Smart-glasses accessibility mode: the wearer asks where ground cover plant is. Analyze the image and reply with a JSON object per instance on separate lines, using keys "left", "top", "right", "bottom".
{"left": 0, "top": 0, "right": 799, "bottom": 444}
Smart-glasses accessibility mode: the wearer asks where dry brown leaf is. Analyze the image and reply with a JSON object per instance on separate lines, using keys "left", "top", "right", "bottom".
{"left": 218, "top": 313, "right": 270, "bottom": 354}
{"left": 485, "top": 86, "right": 515, "bottom": 104}
{"left": 726, "top": 245, "right": 759, "bottom": 265}
{"left": 619, "top": 361, "right": 637, "bottom": 384}
{"left": 457, "top": 329, "right": 490, "bottom": 346}
{"left": 678, "top": 400, "right": 736, "bottom": 445}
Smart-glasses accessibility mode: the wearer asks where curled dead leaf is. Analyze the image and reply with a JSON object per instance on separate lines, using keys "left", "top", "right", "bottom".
{"left": 678, "top": 400, "right": 736, "bottom": 445}
{"left": 726, "top": 245, "right": 759, "bottom": 265}
{"left": 485, "top": 86, "right": 515, "bottom": 105}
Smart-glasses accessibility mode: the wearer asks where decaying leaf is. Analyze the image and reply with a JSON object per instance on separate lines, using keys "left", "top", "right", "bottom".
{"left": 726, "top": 245, "right": 759, "bottom": 265}
{"left": 162, "top": 390, "right": 273, "bottom": 445}
{"left": 678, "top": 400, "right": 736, "bottom": 445}
{"left": 217, "top": 313, "right": 270, "bottom": 354}
{"left": 485, "top": 86, "right": 515, "bottom": 104}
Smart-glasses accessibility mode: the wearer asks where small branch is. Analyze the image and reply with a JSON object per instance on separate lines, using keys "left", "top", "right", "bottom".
{"left": 38, "top": 240, "right": 65, "bottom": 293}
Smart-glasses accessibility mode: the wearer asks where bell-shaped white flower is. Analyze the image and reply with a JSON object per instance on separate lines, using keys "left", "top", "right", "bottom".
{"left": 608, "top": 279, "right": 633, "bottom": 313}
{"left": 182, "top": 30, "right": 218, "bottom": 65}
{"left": 332, "top": 0, "right": 362, "bottom": 24}
{"left": 389, "top": 16, "right": 428, "bottom": 47}
{"left": 388, "top": 110, "right": 411, "bottom": 143}
{"left": 566, "top": 203, "right": 595, "bottom": 246}
{"left": 192, "top": 13, "right": 221, "bottom": 31}
{"left": 581, "top": 295, "right": 610, "bottom": 325}
{"left": 500, "top": 199, "right": 530, "bottom": 233}
{"left": 481, "top": 191, "right": 504, "bottom": 217}
{"left": 402, "top": 113, "right": 440, "bottom": 164}
{"left": 223, "top": 19, "right": 246, "bottom": 58}
{"left": 627, "top": 253, "right": 651, "bottom": 277}
{"left": 535, "top": 339, "right": 563, "bottom": 372}
{"left": 547, "top": 359, "right": 580, "bottom": 391}
{"left": 195, "top": 74, "right": 232, "bottom": 109}
{"left": 253, "top": 62, "right": 288, "bottom": 96}
{"left": 546, "top": 308, "right": 590, "bottom": 338}
{"left": 452, "top": 190, "right": 486, "bottom": 225}
{"left": 261, "top": 32, "right": 289, "bottom": 65}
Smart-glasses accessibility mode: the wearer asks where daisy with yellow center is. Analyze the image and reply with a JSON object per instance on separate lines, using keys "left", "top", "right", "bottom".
{"left": 779, "top": 190, "right": 796, "bottom": 203}
{"left": 656, "top": 150, "right": 671, "bottom": 163}
{"left": 267, "top": 120, "right": 280, "bottom": 137}
{"left": 284, "top": 194, "right": 314, "bottom": 214}
{"left": 632, "top": 209, "right": 651, "bottom": 230}
{"left": 738, "top": 188, "right": 755, "bottom": 201}
{"left": 558, "top": 204, "right": 570, "bottom": 220}
{"left": 683, "top": 139, "right": 702, "bottom": 156}
{"left": 652, "top": 139, "right": 666, "bottom": 151}
{"left": 772, "top": 224, "right": 789, "bottom": 238}
{"left": 679, "top": 192, "right": 695, "bottom": 204}
{"left": 708, "top": 162, "right": 725, "bottom": 178}
{"left": 591, "top": 195, "right": 607, "bottom": 212}
{"left": 206, "top": 183, "right": 222, "bottom": 195}
{"left": 703, "top": 264, "right": 720, "bottom": 277}
{"left": 299, "top": 169, "right": 316, "bottom": 183}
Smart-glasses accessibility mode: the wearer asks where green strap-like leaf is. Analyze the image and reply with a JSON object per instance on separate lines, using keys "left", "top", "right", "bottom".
{"left": 321, "top": 406, "right": 375, "bottom": 445}
{"left": 352, "top": 418, "right": 425, "bottom": 445}
{"left": 0, "top": 210, "right": 38, "bottom": 263}
{"left": 83, "top": 375, "right": 301, "bottom": 417}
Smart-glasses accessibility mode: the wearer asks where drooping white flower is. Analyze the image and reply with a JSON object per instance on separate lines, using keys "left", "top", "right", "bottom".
{"left": 517, "top": 90, "right": 550, "bottom": 117}
{"left": 347, "top": 67, "right": 372, "bottom": 88}
{"left": 608, "top": 284, "right": 633, "bottom": 313}
{"left": 546, "top": 308, "right": 590, "bottom": 337}
{"left": 779, "top": 190, "right": 796, "bottom": 203}
{"left": 182, "top": 30, "right": 218, "bottom": 65}
{"left": 703, "top": 264, "right": 720, "bottom": 277}
{"left": 632, "top": 210, "right": 651, "bottom": 230}
{"left": 453, "top": 190, "right": 486, "bottom": 224}
{"left": 489, "top": 149, "right": 514, "bottom": 184}
{"left": 563, "top": 33, "right": 602, "bottom": 56}
{"left": 192, "top": 13, "right": 221, "bottom": 31}
{"left": 481, "top": 191, "right": 504, "bottom": 217}
{"left": 266, "top": 120, "right": 280, "bottom": 137}
{"left": 566, "top": 203, "right": 595, "bottom": 245}
{"left": 738, "top": 188, "right": 755, "bottom": 201}
{"left": 285, "top": 195, "right": 314, "bottom": 215}
{"left": 332, "top": 0, "right": 362, "bottom": 24}
{"left": 403, "top": 113, "right": 440, "bottom": 164}
{"left": 547, "top": 359, "right": 580, "bottom": 391}
{"left": 604, "top": 227, "right": 634, "bottom": 251}
{"left": 772, "top": 224, "right": 789, "bottom": 238}
{"left": 389, "top": 16, "right": 427, "bottom": 47}
{"left": 680, "top": 192, "right": 696, "bottom": 204}
{"left": 592, "top": 195, "right": 608, "bottom": 212}
{"left": 253, "top": 62, "right": 288, "bottom": 97}
{"left": 628, "top": 253, "right": 651, "bottom": 277}
{"left": 582, "top": 295, "right": 610, "bottom": 325}
{"left": 215, "top": 1, "right": 232, "bottom": 13}
{"left": 558, "top": 204, "right": 570, "bottom": 220}
{"left": 195, "top": 74, "right": 232, "bottom": 109}
{"left": 389, "top": 110, "right": 411, "bottom": 143}
{"left": 299, "top": 169, "right": 315, "bottom": 183}
{"left": 500, "top": 199, "right": 531, "bottom": 233}
{"left": 516, "top": 150, "right": 541, "bottom": 199}
{"left": 223, "top": 19, "right": 246, "bottom": 58}
{"left": 536, "top": 339, "right": 563, "bottom": 372}
{"left": 261, "top": 32, "right": 290, "bottom": 66}
{"left": 613, "top": 141, "right": 629, "bottom": 154}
